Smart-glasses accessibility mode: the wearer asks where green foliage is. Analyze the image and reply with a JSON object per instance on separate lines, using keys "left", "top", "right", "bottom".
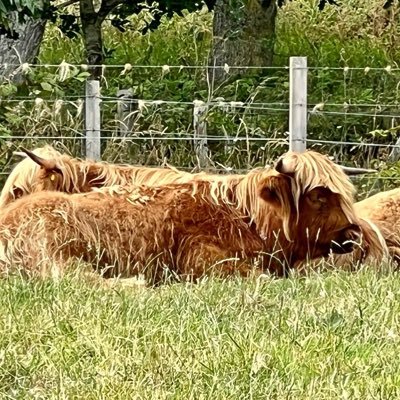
{"left": 0, "top": 0, "right": 213, "bottom": 39}
{"left": 1, "top": 0, "right": 400, "bottom": 195}
{"left": 0, "top": 0, "right": 46, "bottom": 30}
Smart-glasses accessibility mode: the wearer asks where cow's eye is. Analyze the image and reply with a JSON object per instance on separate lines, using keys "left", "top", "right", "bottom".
{"left": 306, "top": 191, "right": 329, "bottom": 210}
{"left": 13, "top": 188, "right": 23, "bottom": 199}
{"left": 308, "top": 191, "right": 321, "bottom": 203}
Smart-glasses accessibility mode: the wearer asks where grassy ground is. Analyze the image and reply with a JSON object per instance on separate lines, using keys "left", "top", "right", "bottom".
{"left": 0, "top": 267, "right": 400, "bottom": 399}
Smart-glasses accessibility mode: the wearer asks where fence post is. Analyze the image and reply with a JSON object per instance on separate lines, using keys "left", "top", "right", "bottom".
{"left": 389, "top": 138, "right": 400, "bottom": 162}
{"left": 116, "top": 89, "right": 135, "bottom": 136}
{"left": 193, "top": 100, "right": 208, "bottom": 168}
{"left": 85, "top": 80, "right": 101, "bottom": 160}
{"left": 289, "top": 57, "right": 307, "bottom": 152}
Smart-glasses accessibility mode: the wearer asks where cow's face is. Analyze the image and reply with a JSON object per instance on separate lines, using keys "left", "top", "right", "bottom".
{"left": 0, "top": 153, "right": 64, "bottom": 209}
{"left": 294, "top": 186, "right": 361, "bottom": 260}
{"left": 256, "top": 150, "right": 363, "bottom": 264}
{"left": 33, "top": 166, "right": 65, "bottom": 192}
{"left": 258, "top": 177, "right": 360, "bottom": 261}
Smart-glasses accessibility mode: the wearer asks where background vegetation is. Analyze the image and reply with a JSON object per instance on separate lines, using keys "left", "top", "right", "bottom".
{"left": 1, "top": 0, "right": 400, "bottom": 196}
{"left": 1, "top": 3, "right": 400, "bottom": 397}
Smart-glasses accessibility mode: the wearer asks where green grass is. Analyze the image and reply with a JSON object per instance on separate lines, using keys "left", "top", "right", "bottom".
{"left": 0, "top": 267, "right": 400, "bottom": 399}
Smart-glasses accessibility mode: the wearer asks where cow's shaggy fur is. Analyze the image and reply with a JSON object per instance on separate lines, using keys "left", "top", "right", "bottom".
{"left": 0, "top": 151, "right": 361, "bottom": 281}
{"left": 0, "top": 145, "right": 214, "bottom": 208}
{"left": 354, "top": 188, "right": 400, "bottom": 263}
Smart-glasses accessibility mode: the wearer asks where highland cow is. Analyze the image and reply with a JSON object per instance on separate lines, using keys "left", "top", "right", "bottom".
{"left": 353, "top": 188, "right": 400, "bottom": 263}
{"left": 0, "top": 150, "right": 361, "bottom": 282}
{"left": 0, "top": 145, "right": 204, "bottom": 208}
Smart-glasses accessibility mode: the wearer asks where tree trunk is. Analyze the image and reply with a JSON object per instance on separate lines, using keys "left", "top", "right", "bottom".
{"left": 0, "top": 14, "right": 46, "bottom": 83}
{"left": 80, "top": 0, "right": 103, "bottom": 80}
{"left": 209, "top": 0, "right": 278, "bottom": 83}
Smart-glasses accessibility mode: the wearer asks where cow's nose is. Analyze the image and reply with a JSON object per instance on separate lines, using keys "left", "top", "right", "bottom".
{"left": 343, "top": 224, "right": 361, "bottom": 242}
{"left": 330, "top": 224, "right": 362, "bottom": 254}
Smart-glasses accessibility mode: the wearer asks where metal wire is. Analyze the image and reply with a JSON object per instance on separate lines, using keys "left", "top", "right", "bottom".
{"left": 312, "top": 103, "right": 400, "bottom": 108}
{"left": 2, "top": 97, "right": 290, "bottom": 110}
{"left": 1, "top": 134, "right": 399, "bottom": 148}
{"left": 0, "top": 63, "right": 289, "bottom": 70}
{"left": 1, "top": 63, "right": 400, "bottom": 72}
{"left": 311, "top": 110, "right": 400, "bottom": 118}
{"left": 0, "top": 134, "right": 289, "bottom": 142}
{"left": 307, "top": 139, "right": 400, "bottom": 148}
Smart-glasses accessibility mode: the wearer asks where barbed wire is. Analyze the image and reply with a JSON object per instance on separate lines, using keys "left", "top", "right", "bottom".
{"left": 0, "top": 63, "right": 289, "bottom": 70}
{"left": 310, "top": 110, "right": 400, "bottom": 119}
{"left": 0, "top": 134, "right": 289, "bottom": 142}
{"left": 2, "top": 97, "right": 290, "bottom": 109}
{"left": 1, "top": 63, "right": 400, "bottom": 72}
{"left": 306, "top": 139, "right": 400, "bottom": 148}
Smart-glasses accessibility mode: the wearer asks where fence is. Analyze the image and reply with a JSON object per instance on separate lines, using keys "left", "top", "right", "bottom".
{"left": 79, "top": 57, "right": 400, "bottom": 169}
{"left": 82, "top": 56, "right": 308, "bottom": 163}
{"left": 2, "top": 57, "right": 400, "bottom": 198}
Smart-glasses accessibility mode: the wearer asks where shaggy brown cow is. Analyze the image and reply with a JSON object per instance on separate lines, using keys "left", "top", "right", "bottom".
{"left": 354, "top": 188, "right": 400, "bottom": 263}
{"left": 0, "top": 145, "right": 204, "bottom": 208}
{"left": 0, "top": 150, "right": 361, "bottom": 282}
{"left": 0, "top": 145, "right": 373, "bottom": 208}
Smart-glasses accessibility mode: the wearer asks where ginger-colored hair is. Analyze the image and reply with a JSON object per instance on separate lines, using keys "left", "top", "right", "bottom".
{"left": 0, "top": 150, "right": 359, "bottom": 279}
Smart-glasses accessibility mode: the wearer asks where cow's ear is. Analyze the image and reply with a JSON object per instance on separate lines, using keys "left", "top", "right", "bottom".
{"left": 258, "top": 175, "right": 292, "bottom": 210}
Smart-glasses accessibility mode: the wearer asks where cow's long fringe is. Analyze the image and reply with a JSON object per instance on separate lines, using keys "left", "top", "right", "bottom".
{"left": 279, "top": 151, "right": 356, "bottom": 224}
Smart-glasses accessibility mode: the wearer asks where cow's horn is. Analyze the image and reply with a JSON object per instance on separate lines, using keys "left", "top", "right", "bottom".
{"left": 275, "top": 156, "right": 297, "bottom": 175}
{"left": 340, "top": 166, "right": 377, "bottom": 175}
{"left": 13, "top": 151, "right": 28, "bottom": 158}
{"left": 18, "top": 147, "right": 58, "bottom": 170}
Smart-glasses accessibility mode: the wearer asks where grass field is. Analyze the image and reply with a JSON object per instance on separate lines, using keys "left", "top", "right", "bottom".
{"left": 0, "top": 267, "right": 400, "bottom": 399}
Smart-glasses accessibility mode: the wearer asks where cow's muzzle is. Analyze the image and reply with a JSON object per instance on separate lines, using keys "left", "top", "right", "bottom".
{"left": 330, "top": 224, "right": 361, "bottom": 254}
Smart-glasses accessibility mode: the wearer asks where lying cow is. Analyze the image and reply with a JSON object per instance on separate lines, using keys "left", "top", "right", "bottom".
{"left": 0, "top": 150, "right": 361, "bottom": 282}
{"left": 0, "top": 145, "right": 201, "bottom": 208}
{"left": 305, "top": 188, "right": 400, "bottom": 271}
{"left": 353, "top": 188, "right": 400, "bottom": 263}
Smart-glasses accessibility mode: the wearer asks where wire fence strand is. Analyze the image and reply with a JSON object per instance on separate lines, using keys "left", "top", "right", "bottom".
{"left": 2, "top": 63, "right": 400, "bottom": 72}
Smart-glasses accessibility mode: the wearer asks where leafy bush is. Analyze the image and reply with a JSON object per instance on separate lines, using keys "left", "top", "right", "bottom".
{"left": 1, "top": 0, "right": 400, "bottom": 196}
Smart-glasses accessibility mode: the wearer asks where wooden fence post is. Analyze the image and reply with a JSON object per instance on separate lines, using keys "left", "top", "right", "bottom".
{"left": 193, "top": 100, "right": 208, "bottom": 168}
{"left": 289, "top": 57, "right": 307, "bottom": 152}
{"left": 85, "top": 80, "right": 101, "bottom": 160}
{"left": 389, "top": 137, "right": 400, "bottom": 162}
{"left": 117, "top": 89, "right": 135, "bottom": 136}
